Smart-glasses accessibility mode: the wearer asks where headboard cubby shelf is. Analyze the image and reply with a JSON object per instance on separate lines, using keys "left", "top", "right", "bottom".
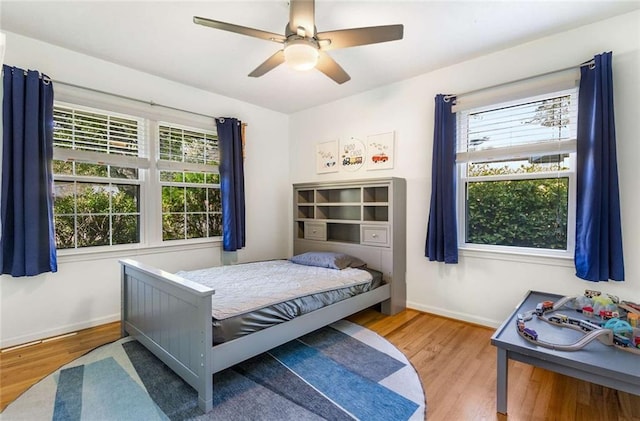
{"left": 293, "top": 177, "right": 406, "bottom": 314}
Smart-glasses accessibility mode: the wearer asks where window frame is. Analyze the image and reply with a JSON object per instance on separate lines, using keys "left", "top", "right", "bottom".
{"left": 455, "top": 89, "right": 578, "bottom": 260}
{"left": 51, "top": 96, "right": 222, "bottom": 258}
{"left": 157, "top": 121, "right": 221, "bottom": 242}
{"left": 52, "top": 102, "right": 147, "bottom": 253}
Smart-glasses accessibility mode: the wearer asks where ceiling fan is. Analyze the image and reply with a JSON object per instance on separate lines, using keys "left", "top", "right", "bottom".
{"left": 193, "top": 0, "right": 404, "bottom": 84}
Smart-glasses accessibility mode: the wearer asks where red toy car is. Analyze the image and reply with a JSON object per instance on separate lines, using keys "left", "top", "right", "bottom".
{"left": 372, "top": 153, "right": 388, "bottom": 163}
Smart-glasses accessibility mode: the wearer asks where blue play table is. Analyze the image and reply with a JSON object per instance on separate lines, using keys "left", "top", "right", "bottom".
{"left": 490, "top": 290, "right": 640, "bottom": 414}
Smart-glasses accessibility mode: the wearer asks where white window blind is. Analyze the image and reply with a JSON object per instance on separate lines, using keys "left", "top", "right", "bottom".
{"left": 53, "top": 103, "right": 149, "bottom": 169}
{"left": 456, "top": 88, "right": 578, "bottom": 164}
{"left": 157, "top": 123, "right": 219, "bottom": 173}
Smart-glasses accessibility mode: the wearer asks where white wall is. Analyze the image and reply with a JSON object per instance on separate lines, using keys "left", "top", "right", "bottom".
{"left": 289, "top": 11, "right": 640, "bottom": 327}
{"left": 2, "top": 10, "right": 639, "bottom": 348}
{"left": 0, "top": 32, "right": 291, "bottom": 348}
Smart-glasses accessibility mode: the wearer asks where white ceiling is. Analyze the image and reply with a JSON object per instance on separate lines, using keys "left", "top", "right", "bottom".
{"left": 2, "top": 1, "right": 639, "bottom": 114}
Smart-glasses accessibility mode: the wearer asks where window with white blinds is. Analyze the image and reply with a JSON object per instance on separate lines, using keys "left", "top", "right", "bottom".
{"left": 51, "top": 102, "right": 221, "bottom": 252}
{"left": 456, "top": 88, "right": 578, "bottom": 256}
{"left": 52, "top": 104, "right": 146, "bottom": 250}
{"left": 158, "top": 123, "right": 222, "bottom": 241}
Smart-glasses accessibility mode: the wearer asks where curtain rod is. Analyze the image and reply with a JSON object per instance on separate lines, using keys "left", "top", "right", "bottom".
{"left": 444, "top": 59, "right": 595, "bottom": 102}
{"left": 37, "top": 75, "right": 246, "bottom": 125}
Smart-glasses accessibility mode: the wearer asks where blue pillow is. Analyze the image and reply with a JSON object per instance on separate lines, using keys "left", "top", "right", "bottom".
{"left": 290, "top": 252, "right": 366, "bottom": 270}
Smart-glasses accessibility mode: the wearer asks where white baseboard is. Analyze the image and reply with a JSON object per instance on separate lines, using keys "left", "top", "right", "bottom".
{"left": 406, "top": 301, "right": 502, "bottom": 329}
{"left": 0, "top": 313, "right": 120, "bottom": 350}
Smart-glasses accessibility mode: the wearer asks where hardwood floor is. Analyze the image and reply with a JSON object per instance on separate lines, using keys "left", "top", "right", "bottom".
{"left": 0, "top": 321, "right": 121, "bottom": 412}
{"left": 349, "top": 309, "right": 640, "bottom": 421}
{"left": 1, "top": 311, "right": 638, "bottom": 420}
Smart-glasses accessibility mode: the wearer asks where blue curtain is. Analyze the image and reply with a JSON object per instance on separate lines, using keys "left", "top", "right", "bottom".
{"left": 425, "top": 94, "right": 458, "bottom": 263}
{"left": 215, "top": 117, "right": 246, "bottom": 252}
{"left": 575, "top": 52, "right": 624, "bottom": 282}
{"left": 1, "top": 65, "right": 57, "bottom": 276}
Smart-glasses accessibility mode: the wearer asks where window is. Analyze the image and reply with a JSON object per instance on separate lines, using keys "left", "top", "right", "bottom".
{"left": 158, "top": 124, "right": 221, "bottom": 241}
{"left": 456, "top": 88, "right": 578, "bottom": 256}
{"left": 53, "top": 104, "right": 145, "bottom": 249}
{"left": 52, "top": 102, "right": 221, "bottom": 251}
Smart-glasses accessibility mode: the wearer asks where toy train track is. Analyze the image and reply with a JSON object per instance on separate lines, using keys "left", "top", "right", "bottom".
{"left": 516, "top": 291, "right": 640, "bottom": 355}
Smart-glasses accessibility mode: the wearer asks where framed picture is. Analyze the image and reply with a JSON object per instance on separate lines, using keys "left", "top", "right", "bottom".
{"left": 340, "top": 137, "right": 366, "bottom": 172}
{"left": 366, "top": 131, "right": 394, "bottom": 170}
{"left": 316, "top": 140, "right": 338, "bottom": 173}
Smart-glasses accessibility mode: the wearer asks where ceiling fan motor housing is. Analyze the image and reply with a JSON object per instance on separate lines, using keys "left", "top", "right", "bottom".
{"left": 284, "top": 37, "right": 320, "bottom": 70}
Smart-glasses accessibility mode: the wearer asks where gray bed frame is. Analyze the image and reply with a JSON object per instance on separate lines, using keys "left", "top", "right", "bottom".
{"left": 120, "top": 249, "right": 400, "bottom": 413}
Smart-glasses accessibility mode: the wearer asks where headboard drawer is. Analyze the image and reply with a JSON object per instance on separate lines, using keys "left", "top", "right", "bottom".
{"left": 304, "top": 221, "right": 327, "bottom": 241}
{"left": 361, "top": 225, "right": 389, "bottom": 246}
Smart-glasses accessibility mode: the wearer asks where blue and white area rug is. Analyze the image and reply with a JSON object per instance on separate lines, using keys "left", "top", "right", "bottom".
{"left": 2, "top": 320, "right": 425, "bottom": 420}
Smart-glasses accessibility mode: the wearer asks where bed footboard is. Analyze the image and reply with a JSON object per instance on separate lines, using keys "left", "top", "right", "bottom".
{"left": 120, "top": 259, "right": 215, "bottom": 412}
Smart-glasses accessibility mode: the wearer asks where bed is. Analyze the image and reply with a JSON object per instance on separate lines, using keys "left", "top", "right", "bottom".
{"left": 120, "top": 250, "right": 400, "bottom": 413}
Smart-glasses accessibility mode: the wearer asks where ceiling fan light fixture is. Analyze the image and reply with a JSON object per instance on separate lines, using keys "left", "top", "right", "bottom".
{"left": 194, "top": 0, "right": 404, "bottom": 83}
{"left": 284, "top": 41, "right": 319, "bottom": 71}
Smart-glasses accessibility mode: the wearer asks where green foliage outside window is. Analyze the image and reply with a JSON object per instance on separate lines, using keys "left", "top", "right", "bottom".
{"left": 53, "top": 176, "right": 140, "bottom": 248}
{"left": 465, "top": 163, "right": 569, "bottom": 250}
{"left": 161, "top": 171, "right": 222, "bottom": 241}
{"left": 53, "top": 165, "right": 223, "bottom": 248}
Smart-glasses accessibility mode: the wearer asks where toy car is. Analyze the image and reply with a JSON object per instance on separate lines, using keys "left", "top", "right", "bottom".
{"left": 371, "top": 153, "right": 388, "bottom": 163}
{"left": 523, "top": 328, "right": 538, "bottom": 341}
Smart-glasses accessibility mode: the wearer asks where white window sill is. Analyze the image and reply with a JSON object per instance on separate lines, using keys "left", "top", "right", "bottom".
{"left": 56, "top": 238, "right": 222, "bottom": 263}
{"left": 459, "top": 246, "right": 574, "bottom": 268}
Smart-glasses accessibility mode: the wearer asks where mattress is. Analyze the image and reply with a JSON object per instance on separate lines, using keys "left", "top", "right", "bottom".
{"left": 175, "top": 260, "right": 383, "bottom": 344}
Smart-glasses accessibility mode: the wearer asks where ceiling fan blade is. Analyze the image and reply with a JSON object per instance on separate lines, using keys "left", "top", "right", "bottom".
{"left": 248, "top": 50, "right": 285, "bottom": 77}
{"left": 316, "top": 52, "right": 350, "bottom": 84}
{"left": 288, "top": 0, "right": 315, "bottom": 37}
{"left": 317, "top": 24, "right": 403, "bottom": 51}
{"left": 193, "top": 16, "right": 286, "bottom": 43}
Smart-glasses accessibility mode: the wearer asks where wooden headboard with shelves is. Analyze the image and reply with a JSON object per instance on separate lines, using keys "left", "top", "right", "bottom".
{"left": 293, "top": 177, "right": 406, "bottom": 314}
